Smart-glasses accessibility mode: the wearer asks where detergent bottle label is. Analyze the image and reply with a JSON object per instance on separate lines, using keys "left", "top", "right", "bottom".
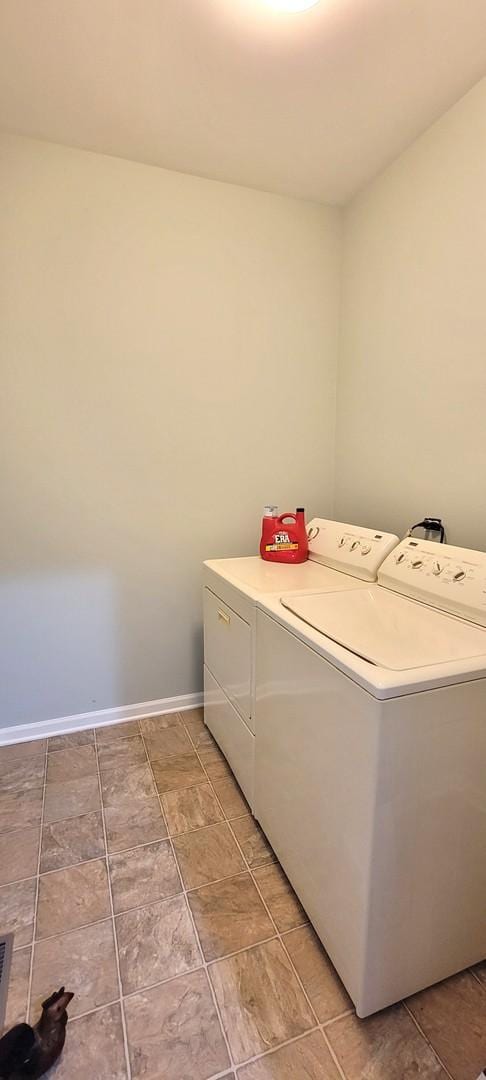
{"left": 265, "top": 530, "right": 299, "bottom": 552}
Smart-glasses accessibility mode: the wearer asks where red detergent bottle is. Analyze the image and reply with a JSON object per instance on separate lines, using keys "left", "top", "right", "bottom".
{"left": 260, "top": 506, "right": 309, "bottom": 564}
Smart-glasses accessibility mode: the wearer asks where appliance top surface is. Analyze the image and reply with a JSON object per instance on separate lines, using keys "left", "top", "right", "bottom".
{"left": 204, "top": 555, "right": 366, "bottom": 595}
{"left": 281, "top": 587, "right": 486, "bottom": 671}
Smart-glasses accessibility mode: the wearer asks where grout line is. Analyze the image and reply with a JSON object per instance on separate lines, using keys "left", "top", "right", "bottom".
{"left": 320, "top": 1008, "right": 354, "bottom": 1029}
{"left": 204, "top": 934, "right": 279, "bottom": 968}
{"left": 138, "top": 725, "right": 236, "bottom": 1075}
{"left": 231, "top": 1025, "right": 321, "bottom": 1071}
{"left": 93, "top": 728, "right": 132, "bottom": 1080}
{"left": 1, "top": 871, "right": 39, "bottom": 889}
{"left": 402, "top": 1000, "right": 455, "bottom": 1080}
{"left": 25, "top": 743, "right": 48, "bottom": 1020}
{"left": 32, "top": 915, "right": 113, "bottom": 946}
{"left": 65, "top": 997, "right": 121, "bottom": 1025}
{"left": 47, "top": 740, "right": 96, "bottom": 753}
{"left": 320, "top": 1027, "right": 348, "bottom": 1080}
{"left": 120, "top": 961, "right": 205, "bottom": 1003}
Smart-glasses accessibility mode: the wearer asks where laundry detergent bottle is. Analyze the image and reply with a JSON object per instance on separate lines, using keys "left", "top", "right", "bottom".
{"left": 260, "top": 507, "right": 308, "bottom": 564}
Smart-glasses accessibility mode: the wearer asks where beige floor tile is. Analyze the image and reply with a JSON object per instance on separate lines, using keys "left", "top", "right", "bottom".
{"left": 181, "top": 706, "right": 204, "bottom": 725}
{"left": 37, "top": 858, "right": 111, "bottom": 938}
{"left": 40, "top": 812, "right": 105, "bottom": 873}
{"left": 48, "top": 730, "right": 95, "bottom": 750}
{"left": 98, "top": 734, "right": 147, "bottom": 773}
{"left": 31, "top": 919, "right": 118, "bottom": 1019}
{"left": 0, "top": 826, "right": 39, "bottom": 886}
{"left": 188, "top": 872, "right": 274, "bottom": 961}
{"left": 139, "top": 713, "right": 181, "bottom": 737}
{"left": 326, "top": 1005, "right": 447, "bottom": 1080}
{"left": 0, "top": 877, "right": 36, "bottom": 947}
{"left": 162, "top": 783, "right": 224, "bottom": 835}
{"left": 0, "top": 787, "right": 43, "bottom": 833}
{"left": 283, "top": 925, "right": 352, "bottom": 1022}
{"left": 253, "top": 863, "right": 307, "bottom": 933}
{"left": 407, "top": 970, "right": 486, "bottom": 1080}
{"left": 52, "top": 1003, "right": 127, "bottom": 1079}
{"left": 237, "top": 1030, "right": 341, "bottom": 1079}
{"left": 0, "top": 757, "right": 45, "bottom": 796}
{"left": 125, "top": 968, "right": 229, "bottom": 1080}
{"left": 210, "top": 938, "right": 315, "bottom": 1064}
{"left": 104, "top": 797, "right": 167, "bottom": 854}
{"left": 183, "top": 713, "right": 216, "bottom": 750}
{"left": 199, "top": 746, "right": 232, "bottom": 780}
{"left": 100, "top": 762, "right": 156, "bottom": 808}
{"left": 151, "top": 751, "right": 206, "bottom": 793}
{"left": 0, "top": 740, "right": 46, "bottom": 763}
{"left": 96, "top": 720, "right": 140, "bottom": 743}
{"left": 109, "top": 838, "right": 181, "bottom": 914}
{"left": 43, "top": 774, "right": 100, "bottom": 823}
{"left": 4, "top": 946, "right": 31, "bottom": 1028}
{"left": 144, "top": 723, "right": 193, "bottom": 761}
{"left": 173, "top": 822, "right": 246, "bottom": 890}
{"left": 46, "top": 744, "right": 98, "bottom": 782}
{"left": 116, "top": 894, "right": 201, "bottom": 995}
{"left": 212, "top": 776, "right": 250, "bottom": 820}
{"left": 231, "top": 817, "right": 276, "bottom": 870}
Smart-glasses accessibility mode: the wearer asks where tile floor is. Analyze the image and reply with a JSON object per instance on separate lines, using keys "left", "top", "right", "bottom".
{"left": 0, "top": 710, "right": 485, "bottom": 1079}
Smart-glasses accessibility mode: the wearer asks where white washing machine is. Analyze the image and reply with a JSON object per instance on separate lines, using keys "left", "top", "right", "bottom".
{"left": 255, "top": 536, "right": 486, "bottom": 1016}
{"left": 203, "top": 520, "right": 398, "bottom": 808}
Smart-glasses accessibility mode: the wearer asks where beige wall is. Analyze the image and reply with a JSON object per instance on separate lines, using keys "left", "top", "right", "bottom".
{"left": 0, "top": 133, "right": 340, "bottom": 727}
{"left": 335, "top": 78, "right": 486, "bottom": 549}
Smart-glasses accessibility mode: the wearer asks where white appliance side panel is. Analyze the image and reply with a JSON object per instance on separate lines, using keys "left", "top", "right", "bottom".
{"left": 204, "top": 666, "right": 254, "bottom": 808}
{"left": 204, "top": 587, "right": 252, "bottom": 726}
{"left": 255, "top": 609, "right": 379, "bottom": 1010}
{"left": 361, "top": 678, "right": 486, "bottom": 1015}
{"left": 203, "top": 565, "right": 256, "bottom": 628}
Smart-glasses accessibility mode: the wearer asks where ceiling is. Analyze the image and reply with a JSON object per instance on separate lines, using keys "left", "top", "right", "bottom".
{"left": 0, "top": 0, "right": 485, "bottom": 204}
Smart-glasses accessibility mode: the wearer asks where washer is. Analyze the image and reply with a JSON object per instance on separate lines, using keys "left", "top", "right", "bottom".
{"left": 255, "top": 536, "right": 486, "bottom": 1016}
{"left": 203, "top": 520, "right": 398, "bottom": 808}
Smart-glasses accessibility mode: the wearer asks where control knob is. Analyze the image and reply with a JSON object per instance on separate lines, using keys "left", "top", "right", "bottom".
{"left": 432, "top": 562, "right": 442, "bottom": 576}
{"left": 338, "top": 537, "right": 346, "bottom": 548}
{"left": 361, "top": 544, "right": 372, "bottom": 556}
{"left": 350, "top": 540, "right": 359, "bottom": 551}
{"left": 396, "top": 553, "right": 406, "bottom": 564}
{"left": 454, "top": 569, "right": 466, "bottom": 581}
{"left": 411, "top": 559, "right": 423, "bottom": 569}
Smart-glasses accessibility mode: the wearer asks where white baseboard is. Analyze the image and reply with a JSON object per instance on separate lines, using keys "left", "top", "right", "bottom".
{"left": 0, "top": 692, "right": 204, "bottom": 746}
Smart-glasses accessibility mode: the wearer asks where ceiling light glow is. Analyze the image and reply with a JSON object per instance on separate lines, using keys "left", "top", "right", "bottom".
{"left": 262, "top": 0, "right": 320, "bottom": 12}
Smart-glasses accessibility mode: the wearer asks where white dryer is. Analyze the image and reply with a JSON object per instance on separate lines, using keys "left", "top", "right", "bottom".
{"left": 203, "top": 520, "right": 398, "bottom": 808}
{"left": 255, "top": 536, "right": 486, "bottom": 1016}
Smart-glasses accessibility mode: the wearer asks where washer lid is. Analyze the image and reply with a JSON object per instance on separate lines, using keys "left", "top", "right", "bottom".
{"left": 281, "top": 587, "right": 486, "bottom": 670}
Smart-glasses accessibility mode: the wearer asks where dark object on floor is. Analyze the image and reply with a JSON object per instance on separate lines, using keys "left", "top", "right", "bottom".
{"left": 0, "top": 987, "right": 74, "bottom": 1078}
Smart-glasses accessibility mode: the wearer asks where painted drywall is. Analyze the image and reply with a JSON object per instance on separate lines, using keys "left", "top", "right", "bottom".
{"left": 0, "top": 133, "right": 340, "bottom": 727}
{"left": 335, "top": 77, "right": 486, "bottom": 549}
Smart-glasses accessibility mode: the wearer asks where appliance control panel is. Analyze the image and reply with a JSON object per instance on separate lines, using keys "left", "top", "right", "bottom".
{"left": 307, "top": 519, "right": 399, "bottom": 582}
{"left": 378, "top": 538, "right": 486, "bottom": 626}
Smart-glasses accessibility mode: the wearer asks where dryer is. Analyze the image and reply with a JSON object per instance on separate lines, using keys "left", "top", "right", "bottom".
{"left": 203, "top": 520, "right": 398, "bottom": 807}
{"left": 255, "top": 536, "right": 486, "bottom": 1016}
